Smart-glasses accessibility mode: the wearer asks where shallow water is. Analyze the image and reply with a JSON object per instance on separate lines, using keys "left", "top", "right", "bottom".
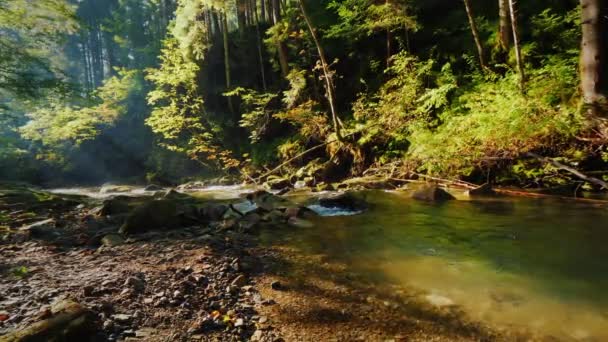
{"left": 47, "top": 185, "right": 608, "bottom": 339}
{"left": 260, "top": 190, "right": 608, "bottom": 340}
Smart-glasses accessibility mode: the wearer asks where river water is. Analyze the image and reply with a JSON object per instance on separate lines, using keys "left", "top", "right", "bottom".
{"left": 49, "top": 185, "right": 608, "bottom": 340}
{"left": 263, "top": 190, "right": 608, "bottom": 341}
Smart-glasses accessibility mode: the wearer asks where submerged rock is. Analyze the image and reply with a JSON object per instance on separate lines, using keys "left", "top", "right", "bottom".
{"left": 119, "top": 200, "right": 178, "bottom": 234}
{"left": 412, "top": 186, "right": 455, "bottom": 202}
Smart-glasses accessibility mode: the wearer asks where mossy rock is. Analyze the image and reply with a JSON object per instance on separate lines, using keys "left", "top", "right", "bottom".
{"left": 119, "top": 200, "right": 178, "bottom": 234}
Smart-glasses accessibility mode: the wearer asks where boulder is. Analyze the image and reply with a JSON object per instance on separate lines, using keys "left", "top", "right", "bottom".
{"left": 318, "top": 192, "right": 368, "bottom": 211}
{"left": 287, "top": 217, "right": 314, "bottom": 228}
{"left": 199, "top": 203, "right": 229, "bottom": 221}
{"left": 98, "top": 197, "right": 133, "bottom": 216}
{"left": 412, "top": 186, "right": 455, "bottom": 202}
{"left": 246, "top": 190, "right": 291, "bottom": 211}
{"left": 284, "top": 207, "right": 318, "bottom": 219}
{"left": 238, "top": 212, "right": 262, "bottom": 230}
{"left": 119, "top": 200, "right": 178, "bottom": 234}
{"left": 466, "top": 183, "right": 496, "bottom": 197}
{"left": 263, "top": 177, "right": 291, "bottom": 190}
{"left": 339, "top": 176, "right": 397, "bottom": 190}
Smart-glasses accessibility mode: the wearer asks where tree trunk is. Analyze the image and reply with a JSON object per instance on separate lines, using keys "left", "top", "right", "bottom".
{"left": 509, "top": 0, "right": 525, "bottom": 91}
{"left": 297, "top": 0, "right": 343, "bottom": 141}
{"left": 580, "top": 0, "right": 605, "bottom": 116}
{"left": 463, "top": 0, "right": 486, "bottom": 69}
{"left": 272, "top": 0, "right": 289, "bottom": 77}
{"left": 261, "top": 0, "right": 266, "bottom": 22}
{"left": 222, "top": 13, "right": 234, "bottom": 113}
{"left": 254, "top": 0, "right": 267, "bottom": 90}
{"left": 498, "top": 0, "right": 510, "bottom": 51}
{"left": 386, "top": 0, "right": 392, "bottom": 68}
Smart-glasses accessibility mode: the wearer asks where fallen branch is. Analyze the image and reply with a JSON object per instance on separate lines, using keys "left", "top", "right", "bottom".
{"left": 526, "top": 152, "right": 608, "bottom": 190}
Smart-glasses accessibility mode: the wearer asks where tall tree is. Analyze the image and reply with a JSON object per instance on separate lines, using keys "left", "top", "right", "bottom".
{"left": 463, "top": 0, "right": 486, "bottom": 69}
{"left": 498, "top": 0, "right": 510, "bottom": 51}
{"left": 580, "top": 0, "right": 606, "bottom": 116}
{"left": 509, "top": 0, "right": 524, "bottom": 90}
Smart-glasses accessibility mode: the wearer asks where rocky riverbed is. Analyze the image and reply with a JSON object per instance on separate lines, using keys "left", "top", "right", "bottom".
{"left": 0, "top": 182, "right": 514, "bottom": 341}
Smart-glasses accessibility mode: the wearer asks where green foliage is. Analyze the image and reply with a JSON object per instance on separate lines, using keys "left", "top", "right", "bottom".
{"left": 146, "top": 38, "right": 238, "bottom": 168}
{"left": 225, "top": 87, "right": 278, "bottom": 143}
{"left": 20, "top": 69, "right": 140, "bottom": 146}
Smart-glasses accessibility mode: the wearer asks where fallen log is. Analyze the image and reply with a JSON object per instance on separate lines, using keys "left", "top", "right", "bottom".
{"left": 1, "top": 300, "right": 98, "bottom": 342}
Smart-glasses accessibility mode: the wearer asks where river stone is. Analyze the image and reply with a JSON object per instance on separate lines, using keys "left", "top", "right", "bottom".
{"left": 246, "top": 190, "right": 291, "bottom": 211}
{"left": 101, "top": 234, "right": 125, "bottom": 247}
{"left": 412, "top": 186, "right": 455, "bottom": 202}
{"left": 119, "top": 200, "right": 178, "bottom": 234}
{"left": 466, "top": 183, "right": 496, "bottom": 196}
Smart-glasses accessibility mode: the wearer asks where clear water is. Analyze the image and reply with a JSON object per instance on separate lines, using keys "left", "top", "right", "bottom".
{"left": 260, "top": 190, "right": 608, "bottom": 340}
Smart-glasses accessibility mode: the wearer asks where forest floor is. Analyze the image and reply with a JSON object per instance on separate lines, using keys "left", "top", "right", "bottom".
{"left": 0, "top": 183, "right": 526, "bottom": 342}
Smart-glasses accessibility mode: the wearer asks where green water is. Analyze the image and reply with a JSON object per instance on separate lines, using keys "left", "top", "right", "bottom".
{"left": 262, "top": 190, "right": 608, "bottom": 340}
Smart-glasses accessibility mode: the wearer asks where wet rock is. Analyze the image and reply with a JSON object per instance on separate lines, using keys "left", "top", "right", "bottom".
{"left": 263, "top": 177, "right": 291, "bottom": 190}
{"left": 339, "top": 176, "right": 397, "bottom": 190}
{"left": 412, "top": 186, "right": 455, "bottom": 202}
{"left": 101, "top": 234, "right": 125, "bottom": 247}
{"left": 246, "top": 191, "right": 291, "bottom": 211}
{"left": 318, "top": 192, "right": 367, "bottom": 211}
{"left": 294, "top": 181, "right": 308, "bottom": 189}
{"left": 119, "top": 200, "right": 178, "bottom": 234}
{"left": 466, "top": 183, "right": 496, "bottom": 197}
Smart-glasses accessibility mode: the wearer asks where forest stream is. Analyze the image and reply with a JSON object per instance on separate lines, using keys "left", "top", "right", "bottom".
{"left": 2, "top": 184, "right": 607, "bottom": 341}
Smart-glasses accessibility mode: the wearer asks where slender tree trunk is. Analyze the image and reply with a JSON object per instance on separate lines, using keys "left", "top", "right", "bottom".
{"left": 254, "top": 0, "right": 267, "bottom": 90}
{"left": 222, "top": 13, "right": 234, "bottom": 113}
{"left": 580, "top": 0, "right": 605, "bottom": 116}
{"left": 260, "top": 0, "right": 266, "bottom": 22}
{"left": 272, "top": 0, "right": 289, "bottom": 77}
{"left": 237, "top": 0, "right": 247, "bottom": 36}
{"left": 498, "top": 0, "right": 511, "bottom": 51}
{"left": 463, "top": 0, "right": 486, "bottom": 69}
{"left": 386, "top": 0, "right": 392, "bottom": 68}
{"left": 509, "top": 0, "right": 525, "bottom": 91}
{"left": 298, "top": 0, "right": 343, "bottom": 141}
